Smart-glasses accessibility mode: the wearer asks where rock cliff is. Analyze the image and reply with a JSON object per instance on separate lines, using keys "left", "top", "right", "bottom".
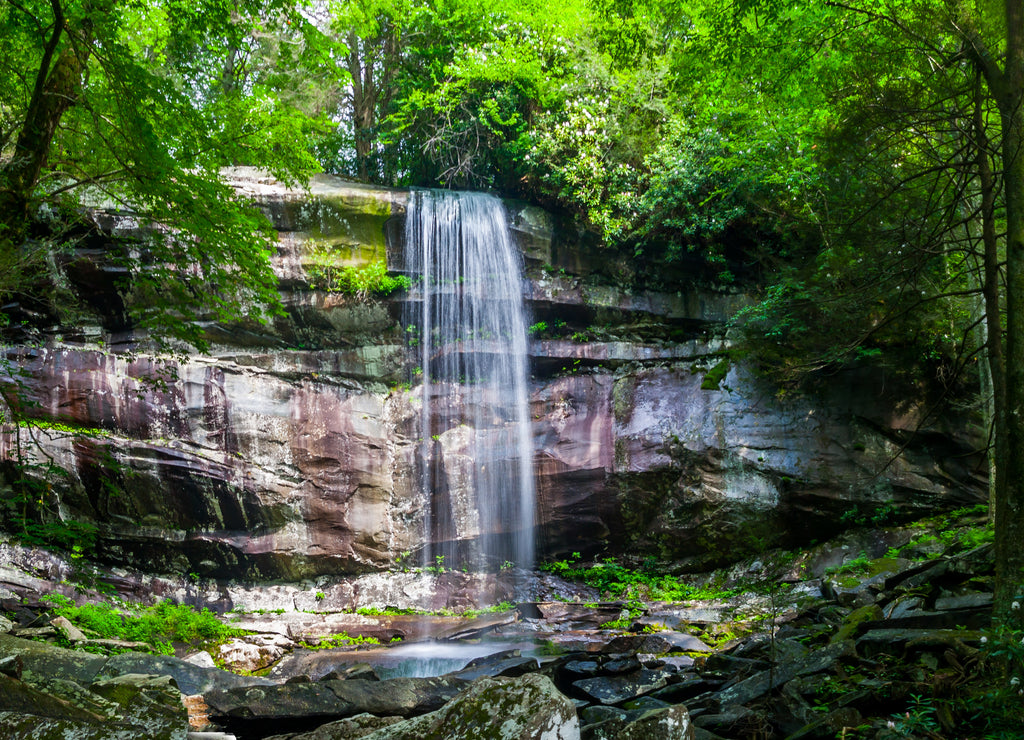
{"left": 0, "top": 169, "right": 985, "bottom": 595}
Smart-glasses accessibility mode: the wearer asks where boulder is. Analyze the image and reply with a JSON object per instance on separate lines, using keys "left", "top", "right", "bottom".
{"left": 99, "top": 652, "right": 275, "bottom": 695}
{"left": 270, "top": 674, "right": 580, "bottom": 740}
{"left": 0, "top": 670, "right": 190, "bottom": 740}
{"left": 204, "top": 676, "right": 467, "bottom": 736}
{"left": 218, "top": 636, "right": 290, "bottom": 673}
{"left": 360, "top": 674, "right": 580, "bottom": 740}
{"left": 89, "top": 673, "right": 188, "bottom": 737}
{"left": 448, "top": 651, "right": 539, "bottom": 681}
{"left": 714, "top": 640, "right": 855, "bottom": 709}
{"left": 50, "top": 615, "right": 87, "bottom": 642}
{"left": 573, "top": 668, "right": 672, "bottom": 705}
{"left": 265, "top": 713, "right": 405, "bottom": 740}
{"left": 611, "top": 705, "right": 695, "bottom": 740}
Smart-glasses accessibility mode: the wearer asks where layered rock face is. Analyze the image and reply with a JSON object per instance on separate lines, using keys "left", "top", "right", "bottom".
{"left": 0, "top": 169, "right": 985, "bottom": 589}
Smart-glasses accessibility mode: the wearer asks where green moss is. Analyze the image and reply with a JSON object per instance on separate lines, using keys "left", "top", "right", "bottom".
{"left": 612, "top": 375, "right": 638, "bottom": 424}
{"left": 831, "top": 604, "right": 882, "bottom": 643}
{"left": 700, "top": 358, "right": 731, "bottom": 391}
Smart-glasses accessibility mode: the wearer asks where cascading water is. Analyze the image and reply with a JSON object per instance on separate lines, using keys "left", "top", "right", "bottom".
{"left": 403, "top": 189, "right": 535, "bottom": 600}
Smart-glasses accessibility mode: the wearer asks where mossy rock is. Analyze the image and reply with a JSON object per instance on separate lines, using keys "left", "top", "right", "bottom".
{"left": 831, "top": 604, "right": 882, "bottom": 644}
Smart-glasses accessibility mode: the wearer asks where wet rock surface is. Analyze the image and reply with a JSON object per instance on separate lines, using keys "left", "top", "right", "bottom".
{"left": 0, "top": 173, "right": 985, "bottom": 586}
{"left": 0, "top": 524, "right": 1004, "bottom": 739}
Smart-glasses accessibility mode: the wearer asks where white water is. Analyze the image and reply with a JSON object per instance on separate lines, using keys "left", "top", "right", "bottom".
{"left": 403, "top": 190, "right": 535, "bottom": 591}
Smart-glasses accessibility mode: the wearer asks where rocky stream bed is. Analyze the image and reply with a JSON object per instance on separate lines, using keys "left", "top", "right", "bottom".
{"left": 0, "top": 510, "right": 1015, "bottom": 740}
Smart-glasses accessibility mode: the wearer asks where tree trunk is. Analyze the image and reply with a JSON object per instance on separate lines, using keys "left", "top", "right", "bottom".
{"left": 974, "top": 71, "right": 1005, "bottom": 522}
{"left": 0, "top": 37, "right": 83, "bottom": 244}
{"left": 0, "top": 42, "right": 83, "bottom": 297}
{"left": 994, "top": 0, "right": 1024, "bottom": 628}
{"left": 347, "top": 33, "right": 376, "bottom": 183}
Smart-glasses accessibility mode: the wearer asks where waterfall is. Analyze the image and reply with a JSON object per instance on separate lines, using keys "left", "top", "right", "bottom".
{"left": 403, "top": 190, "right": 535, "bottom": 595}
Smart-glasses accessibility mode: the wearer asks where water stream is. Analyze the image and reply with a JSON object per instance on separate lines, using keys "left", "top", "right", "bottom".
{"left": 403, "top": 190, "right": 535, "bottom": 596}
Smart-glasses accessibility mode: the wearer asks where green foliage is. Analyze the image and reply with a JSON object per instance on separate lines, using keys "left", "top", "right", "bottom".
{"left": 540, "top": 554, "right": 738, "bottom": 602}
{"left": 41, "top": 595, "right": 240, "bottom": 653}
{"left": 838, "top": 503, "right": 900, "bottom": 529}
{"left": 0, "top": 0, "right": 336, "bottom": 350}
{"left": 887, "top": 507, "right": 995, "bottom": 561}
{"left": 0, "top": 423, "right": 98, "bottom": 556}
{"left": 356, "top": 606, "right": 419, "bottom": 616}
{"left": 425, "top": 554, "right": 448, "bottom": 574}
{"left": 599, "top": 617, "right": 632, "bottom": 630}
{"left": 299, "top": 632, "right": 380, "bottom": 650}
{"left": 354, "top": 601, "right": 513, "bottom": 618}
{"left": 305, "top": 241, "right": 411, "bottom": 297}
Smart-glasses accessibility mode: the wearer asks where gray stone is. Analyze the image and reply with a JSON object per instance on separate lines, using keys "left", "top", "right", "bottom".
{"left": 715, "top": 641, "right": 854, "bottom": 708}
{"left": 217, "top": 638, "right": 287, "bottom": 673}
{"left": 612, "top": 705, "right": 695, "bottom": 740}
{"left": 650, "top": 674, "right": 712, "bottom": 704}
{"left": 604, "top": 657, "right": 641, "bottom": 674}
{"left": 13, "top": 626, "right": 55, "bottom": 638}
{"left": 622, "top": 696, "right": 671, "bottom": 714}
{"left": 204, "top": 675, "right": 467, "bottom": 732}
{"left": 580, "top": 705, "right": 629, "bottom": 725}
{"left": 263, "top": 713, "right": 404, "bottom": 740}
{"left": 658, "top": 655, "right": 695, "bottom": 672}
{"left": 183, "top": 651, "right": 218, "bottom": 670}
{"left": 856, "top": 628, "right": 983, "bottom": 658}
{"left": 319, "top": 663, "right": 380, "bottom": 682}
{"left": 292, "top": 674, "right": 581, "bottom": 740}
{"left": 0, "top": 655, "right": 21, "bottom": 678}
{"left": 0, "top": 633, "right": 107, "bottom": 685}
{"left": 573, "top": 668, "right": 672, "bottom": 705}
{"left": 581, "top": 717, "right": 629, "bottom": 740}
{"left": 449, "top": 655, "right": 539, "bottom": 681}
{"left": 0, "top": 670, "right": 189, "bottom": 740}
{"left": 693, "top": 706, "right": 754, "bottom": 734}
{"left": 563, "top": 659, "right": 602, "bottom": 676}
{"left": 50, "top": 615, "right": 87, "bottom": 642}
{"left": 660, "top": 632, "right": 713, "bottom": 653}
{"left": 883, "top": 596, "right": 923, "bottom": 619}
{"left": 934, "top": 592, "right": 993, "bottom": 610}
{"left": 89, "top": 673, "right": 189, "bottom": 739}
{"left": 99, "top": 652, "right": 274, "bottom": 695}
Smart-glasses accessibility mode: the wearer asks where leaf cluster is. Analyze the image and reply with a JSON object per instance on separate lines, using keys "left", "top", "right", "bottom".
{"left": 41, "top": 594, "right": 241, "bottom": 653}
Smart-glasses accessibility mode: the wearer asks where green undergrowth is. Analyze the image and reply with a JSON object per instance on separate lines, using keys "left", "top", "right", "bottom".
{"left": 888, "top": 504, "right": 994, "bottom": 557}
{"left": 41, "top": 594, "right": 245, "bottom": 655}
{"left": 306, "top": 246, "right": 411, "bottom": 297}
{"left": 298, "top": 632, "right": 381, "bottom": 650}
{"left": 545, "top": 505, "right": 995, "bottom": 614}
{"left": 353, "top": 601, "right": 515, "bottom": 618}
{"left": 824, "top": 505, "right": 994, "bottom": 587}
{"left": 541, "top": 554, "right": 740, "bottom": 602}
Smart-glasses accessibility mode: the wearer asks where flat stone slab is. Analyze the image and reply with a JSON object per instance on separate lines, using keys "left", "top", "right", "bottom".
{"left": 573, "top": 668, "right": 672, "bottom": 705}
{"left": 660, "top": 631, "right": 713, "bottom": 653}
{"left": 716, "top": 640, "right": 854, "bottom": 708}
{"left": 204, "top": 675, "right": 467, "bottom": 730}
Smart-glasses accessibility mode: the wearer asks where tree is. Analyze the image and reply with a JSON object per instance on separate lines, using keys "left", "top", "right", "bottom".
{"left": 690, "top": 0, "right": 1023, "bottom": 628}
{"left": 0, "top": 0, "right": 333, "bottom": 348}
{"left": 968, "top": 0, "right": 1024, "bottom": 629}
{"left": 320, "top": 0, "right": 593, "bottom": 188}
